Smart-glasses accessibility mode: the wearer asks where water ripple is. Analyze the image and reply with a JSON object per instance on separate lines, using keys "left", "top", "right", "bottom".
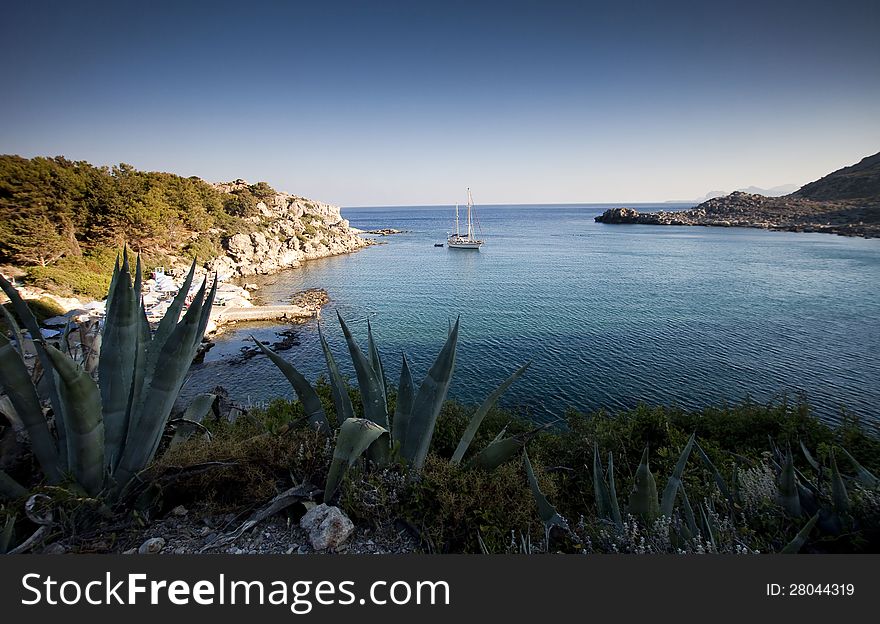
{"left": 182, "top": 204, "right": 880, "bottom": 429}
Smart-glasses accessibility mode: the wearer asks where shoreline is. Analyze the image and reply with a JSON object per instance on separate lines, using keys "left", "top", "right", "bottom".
{"left": 595, "top": 192, "right": 880, "bottom": 239}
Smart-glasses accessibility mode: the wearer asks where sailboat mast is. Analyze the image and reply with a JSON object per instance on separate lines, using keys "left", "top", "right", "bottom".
{"left": 455, "top": 204, "right": 460, "bottom": 236}
{"left": 466, "top": 187, "right": 473, "bottom": 239}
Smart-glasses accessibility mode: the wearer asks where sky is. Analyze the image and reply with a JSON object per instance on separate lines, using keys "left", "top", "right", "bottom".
{"left": 1, "top": 0, "right": 879, "bottom": 206}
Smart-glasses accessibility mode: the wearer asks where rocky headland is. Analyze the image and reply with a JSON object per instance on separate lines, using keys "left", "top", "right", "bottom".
{"left": 596, "top": 151, "right": 880, "bottom": 238}
{"left": 207, "top": 180, "right": 373, "bottom": 279}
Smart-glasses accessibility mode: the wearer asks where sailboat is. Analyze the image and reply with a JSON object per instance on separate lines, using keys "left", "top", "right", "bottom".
{"left": 447, "top": 188, "right": 483, "bottom": 249}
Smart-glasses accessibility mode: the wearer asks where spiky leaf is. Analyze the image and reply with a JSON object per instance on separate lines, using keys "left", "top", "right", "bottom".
{"left": 43, "top": 345, "right": 104, "bottom": 496}
{"left": 324, "top": 418, "right": 389, "bottom": 500}
{"left": 830, "top": 449, "right": 850, "bottom": 514}
{"left": 781, "top": 512, "right": 819, "bottom": 554}
{"left": 0, "top": 273, "right": 67, "bottom": 466}
{"left": 523, "top": 449, "right": 567, "bottom": 531}
{"left": 799, "top": 440, "right": 821, "bottom": 472}
{"left": 0, "top": 333, "right": 62, "bottom": 483}
{"left": 99, "top": 257, "right": 139, "bottom": 471}
{"left": 391, "top": 353, "right": 415, "bottom": 447}
{"left": 401, "top": 318, "right": 459, "bottom": 469}
{"left": 114, "top": 279, "right": 213, "bottom": 492}
{"left": 366, "top": 319, "right": 387, "bottom": 401}
{"left": 469, "top": 426, "right": 544, "bottom": 471}
{"left": 254, "top": 337, "right": 329, "bottom": 434}
{"left": 607, "top": 451, "right": 623, "bottom": 527}
{"left": 169, "top": 393, "right": 216, "bottom": 449}
{"left": 839, "top": 447, "right": 878, "bottom": 489}
{"left": 695, "top": 441, "right": 733, "bottom": 504}
{"left": 660, "top": 433, "right": 695, "bottom": 518}
{"left": 628, "top": 446, "right": 659, "bottom": 523}
{"left": 318, "top": 323, "right": 352, "bottom": 426}
{"left": 451, "top": 361, "right": 530, "bottom": 465}
{"left": 337, "top": 313, "right": 388, "bottom": 428}
{"left": 776, "top": 447, "right": 801, "bottom": 517}
{"left": 592, "top": 441, "right": 612, "bottom": 519}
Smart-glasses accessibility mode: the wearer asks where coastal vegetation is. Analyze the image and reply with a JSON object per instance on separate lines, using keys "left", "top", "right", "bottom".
{"left": 0, "top": 155, "right": 276, "bottom": 296}
{"left": 1, "top": 261, "right": 878, "bottom": 554}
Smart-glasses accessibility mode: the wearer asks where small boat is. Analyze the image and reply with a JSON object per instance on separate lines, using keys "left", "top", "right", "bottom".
{"left": 447, "top": 188, "right": 483, "bottom": 250}
{"left": 434, "top": 243, "right": 444, "bottom": 247}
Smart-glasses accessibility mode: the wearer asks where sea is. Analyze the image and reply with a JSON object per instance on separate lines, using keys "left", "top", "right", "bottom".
{"left": 180, "top": 203, "right": 880, "bottom": 428}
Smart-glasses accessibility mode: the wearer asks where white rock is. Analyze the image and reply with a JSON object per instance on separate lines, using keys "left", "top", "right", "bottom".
{"left": 138, "top": 537, "right": 165, "bottom": 554}
{"left": 299, "top": 504, "right": 354, "bottom": 551}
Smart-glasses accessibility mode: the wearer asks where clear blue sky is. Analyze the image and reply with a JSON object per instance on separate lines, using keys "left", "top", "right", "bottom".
{"left": 2, "top": 0, "right": 878, "bottom": 205}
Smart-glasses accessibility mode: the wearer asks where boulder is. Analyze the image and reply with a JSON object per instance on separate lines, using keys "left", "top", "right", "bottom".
{"left": 299, "top": 504, "right": 354, "bottom": 551}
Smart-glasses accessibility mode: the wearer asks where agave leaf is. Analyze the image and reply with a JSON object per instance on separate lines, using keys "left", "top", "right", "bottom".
{"left": 660, "top": 433, "right": 695, "bottom": 518}
{"left": 194, "top": 275, "right": 218, "bottom": 349}
{"left": 60, "top": 320, "right": 75, "bottom": 356}
{"left": 401, "top": 318, "right": 459, "bottom": 469}
{"left": 169, "top": 393, "right": 216, "bottom": 449}
{"left": 799, "top": 440, "right": 821, "bottom": 472}
{"left": 489, "top": 424, "right": 509, "bottom": 445}
{"left": 781, "top": 512, "right": 819, "bottom": 554}
{"left": 0, "top": 512, "right": 15, "bottom": 553}
{"left": 152, "top": 260, "right": 197, "bottom": 354}
{"left": 829, "top": 449, "right": 850, "bottom": 514}
{"left": 469, "top": 426, "right": 544, "bottom": 471}
{"left": 391, "top": 353, "right": 415, "bottom": 447}
{"left": 366, "top": 319, "right": 387, "bottom": 399}
{"left": 0, "top": 273, "right": 67, "bottom": 466}
{"left": 679, "top": 483, "right": 699, "bottom": 538}
{"left": 324, "top": 418, "right": 389, "bottom": 500}
{"left": 451, "top": 361, "right": 530, "bottom": 465}
{"left": 318, "top": 323, "right": 352, "bottom": 426}
{"left": 99, "top": 257, "right": 139, "bottom": 472}
{"left": 628, "top": 446, "right": 660, "bottom": 523}
{"left": 43, "top": 345, "right": 104, "bottom": 496}
{"left": 0, "top": 471, "right": 28, "bottom": 501}
{"left": 133, "top": 253, "right": 143, "bottom": 299}
{"left": 700, "top": 503, "right": 718, "bottom": 552}
{"left": 694, "top": 441, "right": 733, "bottom": 504}
{"left": 839, "top": 447, "right": 878, "bottom": 489}
{"left": 114, "top": 280, "right": 209, "bottom": 492}
{"left": 337, "top": 312, "right": 388, "bottom": 429}
{"left": 607, "top": 451, "right": 623, "bottom": 527}
{"left": 776, "top": 446, "right": 801, "bottom": 517}
{"left": 523, "top": 449, "right": 568, "bottom": 531}
{"left": 0, "top": 304, "right": 23, "bottom": 357}
{"left": 104, "top": 253, "right": 121, "bottom": 311}
{"left": 592, "top": 441, "right": 612, "bottom": 519}
{"left": 253, "top": 337, "right": 329, "bottom": 434}
{"left": 0, "top": 333, "right": 62, "bottom": 483}
{"left": 731, "top": 461, "right": 740, "bottom": 505}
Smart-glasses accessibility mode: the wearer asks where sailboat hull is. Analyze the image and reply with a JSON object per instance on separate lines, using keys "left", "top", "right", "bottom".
{"left": 447, "top": 239, "right": 482, "bottom": 249}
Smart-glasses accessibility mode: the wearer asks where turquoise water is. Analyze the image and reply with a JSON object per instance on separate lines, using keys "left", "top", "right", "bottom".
{"left": 183, "top": 204, "right": 880, "bottom": 427}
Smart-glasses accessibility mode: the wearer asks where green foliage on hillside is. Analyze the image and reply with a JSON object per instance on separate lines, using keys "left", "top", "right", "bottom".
{"left": 0, "top": 155, "right": 277, "bottom": 295}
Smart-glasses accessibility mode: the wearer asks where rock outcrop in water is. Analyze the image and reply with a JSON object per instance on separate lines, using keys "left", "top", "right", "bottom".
{"left": 207, "top": 180, "right": 373, "bottom": 278}
{"left": 596, "top": 152, "right": 880, "bottom": 238}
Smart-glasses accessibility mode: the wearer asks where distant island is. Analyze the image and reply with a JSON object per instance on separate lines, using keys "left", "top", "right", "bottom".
{"left": 597, "top": 151, "right": 880, "bottom": 238}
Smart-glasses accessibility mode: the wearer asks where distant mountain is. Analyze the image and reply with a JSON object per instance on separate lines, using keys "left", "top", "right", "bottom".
{"left": 669, "top": 183, "right": 800, "bottom": 203}
{"left": 737, "top": 184, "right": 800, "bottom": 197}
{"left": 604, "top": 151, "right": 880, "bottom": 238}
{"left": 791, "top": 151, "right": 880, "bottom": 202}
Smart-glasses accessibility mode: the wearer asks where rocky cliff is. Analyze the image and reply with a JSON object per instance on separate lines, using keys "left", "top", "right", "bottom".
{"left": 596, "top": 152, "right": 880, "bottom": 238}
{"left": 207, "top": 180, "right": 373, "bottom": 278}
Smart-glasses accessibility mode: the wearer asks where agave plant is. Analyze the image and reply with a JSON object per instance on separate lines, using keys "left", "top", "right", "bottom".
{"left": 775, "top": 439, "right": 879, "bottom": 551}
{"left": 0, "top": 252, "right": 216, "bottom": 499}
{"left": 256, "top": 312, "right": 531, "bottom": 499}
